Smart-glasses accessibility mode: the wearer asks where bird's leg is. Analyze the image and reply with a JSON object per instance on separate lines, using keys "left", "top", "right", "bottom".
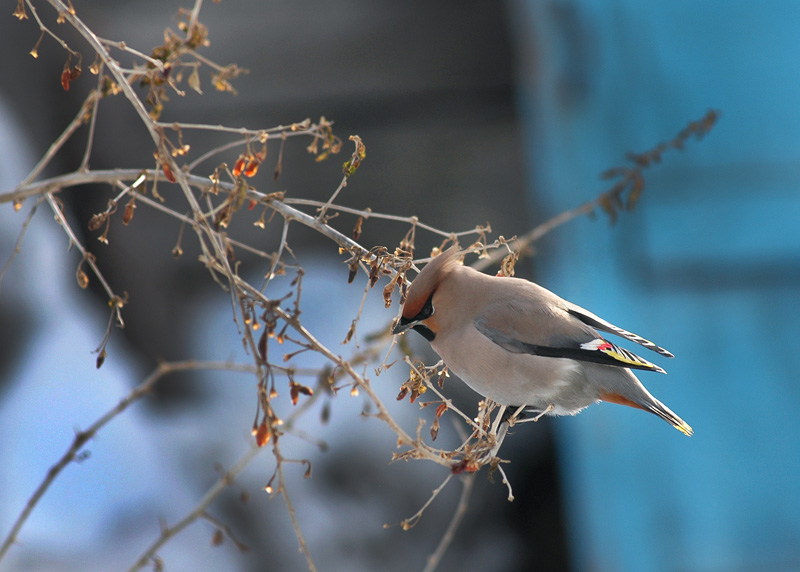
{"left": 532, "top": 403, "right": 554, "bottom": 421}
{"left": 514, "top": 403, "right": 555, "bottom": 424}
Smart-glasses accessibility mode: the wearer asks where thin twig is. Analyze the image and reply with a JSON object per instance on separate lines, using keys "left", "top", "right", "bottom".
{"left": 126, "top": 444, "right": 263, "bottom": 572}
{"left": 200, "top": 511, "right": 249, "bottom": 552}
{"left": 422, "top": 474, "right": 475, "bottom": 572}
{"left": 2, "top": 170, "right": 478, "bottom": 266}
{"left": 79, "top": 65, "right": 104, "bottom": 172}
{"left": 45, "top": 192, "right": 116, "bottom": 299}
{"left": 261, "top": 217, "right": 291, "bottom": 290}
{"left": 316, "top": 175, "right": 348, "bottom": 221}
{"left": 275, "top": 446, "right": 318, "bottom": 572}
{"left": 397, "top": 474, "right": 453, "bottom": 531}
{"left": 23, "top": 0, "right": 81, "bottom": 59}
{"left": 0, "top": 195, "right": 46, "bottom": 295}
{"left": 285, "top": 198, "right": 486, "bottom": 239}
{"left": 187, "top": 0, "right": 203, "bottom": 32}
{"left": 97, "top": 38, "right": 166, "bottom": 70}
{"left": 17, "top": 92, "right": 96, "bottom": 188}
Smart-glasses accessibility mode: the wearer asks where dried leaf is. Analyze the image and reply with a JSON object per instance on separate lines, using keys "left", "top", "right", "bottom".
{"left": 430, "top": 417, "right": 440, "bottom": 441}
{"left": 161, "top": 162, "right": 177, "bottom": 182}
{"left": 61, "top": 68, "right": 71, "bottom": 91}
{"left": 13, "top": 0, "right": 27, "bottom": 20}
{"left": 60, "top": 60, "right": 81, "bottom": 91}
{"left": 368, "top": 264, "right": 380, "bottom": 287}
{"left": 274, "top": 139, "right": 284, "bottom": 180}
{"left": 598, "top": 194, "right": 618, "bottom": 224}
{"left": 255, "top": 422, "right": 270, "bottom": 447}
{"left": 382, "top": 274, "right": 400, "bottom": 308}
{"left": 244, "top": 159, "right": 260, "bottom": 177}
{"left": 122, "top": 198, "right": 136, "bottom": 225}
{"left": 211, "top": 529, "right": 224, "bottom": 546}
{"left": 342, "top": 321, "right": 356, "bottom": 344}
{"left": 96, "top": 349, "right": 107, "bottom": 369}
{"left": 499, "top": 251, "right": 518, "bottom": 278}
{"left": 347, "top": 256, "right": 360, "bottom": 284}
{"left": 257, "top": 330, "right": 267, "bottom": 362}
{"left": 431, "top": 404, "right": 447, "bottom": 439}
{"left": 214, "top": 205, "right": 232, "bottom": 229}
{"left": 29, "top": 32, "right": 43, "bottom": 58}
{"left": 352, "top": 215, "right": 364, "bottom": 240}
{"left": 188, "top": 67, "right": 203, "bottom": 94}
{"left": 626, "top": 171, "right": 645, "bottom": 210}
{"left": 232, "top": 156, "right": 246, "bottom": 177}
{"left": 76, "top": 267, "right": 89, "bottom": 289}
{"left": 342, "top": 134, "right": 366, "bottom": 177}
{"left": 89, "top": 54, "right": 102, "bottom": 75}
{"left": 88, "top": 213, "right": 107, "bottom": 231}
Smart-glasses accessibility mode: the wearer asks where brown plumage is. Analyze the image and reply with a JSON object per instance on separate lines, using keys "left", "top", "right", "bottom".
{"left": 393, "top": 246, "right": 692, "bottom": 436}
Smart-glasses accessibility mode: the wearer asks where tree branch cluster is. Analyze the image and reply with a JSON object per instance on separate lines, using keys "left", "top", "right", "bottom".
{"left": 1, "top": 2, "right": 716, "bottom": 570}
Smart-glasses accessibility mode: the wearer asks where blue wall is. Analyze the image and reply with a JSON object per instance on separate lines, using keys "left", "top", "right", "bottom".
{"left": 511, "top": 1, "right": 800, "bottom": 570}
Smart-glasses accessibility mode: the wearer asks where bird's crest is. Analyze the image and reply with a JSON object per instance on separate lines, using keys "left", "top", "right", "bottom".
{"left": 401, "top": 245, "right": 462, "bottom": 319}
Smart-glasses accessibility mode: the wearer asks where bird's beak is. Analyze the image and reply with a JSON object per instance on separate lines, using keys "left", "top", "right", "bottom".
{"left": 392, "top": 317, "right": 413, "bottom": 335}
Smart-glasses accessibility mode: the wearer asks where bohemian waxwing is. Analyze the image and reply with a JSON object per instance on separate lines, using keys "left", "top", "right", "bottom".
{"left": 392, "top": 246, "right": 692, "bottom": 436}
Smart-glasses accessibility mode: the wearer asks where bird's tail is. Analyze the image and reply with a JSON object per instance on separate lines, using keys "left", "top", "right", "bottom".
{"left": 641, "top": 397, "right": 693, "bottom": 436}
{"left": 597, "top": 366, "right": 693, "bottom": 436}
{"left": 601, "top": 390, "right": 693, "bottom": 436}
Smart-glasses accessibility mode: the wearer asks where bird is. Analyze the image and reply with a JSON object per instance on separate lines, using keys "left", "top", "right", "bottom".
{"left": 392, "top": 246, "right": 692, "bottom": 436}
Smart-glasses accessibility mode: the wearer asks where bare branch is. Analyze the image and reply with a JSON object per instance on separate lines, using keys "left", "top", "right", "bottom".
{"left": 422, "top": 474, "right": 476, "bottom": 572}
{"left": 0, "top": 361, "right": 256, "bottom": 564}
{"left": 126, "top": 444, "right": 263, "bottom": 572}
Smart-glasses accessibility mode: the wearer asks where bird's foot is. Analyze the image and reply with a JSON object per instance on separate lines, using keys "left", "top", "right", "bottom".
{"left": 503, "top": 404, "right": 528, "bottom": 427}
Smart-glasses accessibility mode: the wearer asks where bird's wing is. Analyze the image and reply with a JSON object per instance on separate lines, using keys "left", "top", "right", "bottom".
{"left": 563, "top": 300, "right": 674, "bottom": 358}
{"left": 474, "top": 312, "right": 667, "bottom": 374}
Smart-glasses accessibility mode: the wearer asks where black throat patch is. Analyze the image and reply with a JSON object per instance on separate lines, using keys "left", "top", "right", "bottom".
{"left": 412, "top": 324, "right": 435, "bottom": 342}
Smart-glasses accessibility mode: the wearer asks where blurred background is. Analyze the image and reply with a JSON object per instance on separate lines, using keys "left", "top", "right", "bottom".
{"left": 1, "top": 1, "right": 799, "bottom": 571}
